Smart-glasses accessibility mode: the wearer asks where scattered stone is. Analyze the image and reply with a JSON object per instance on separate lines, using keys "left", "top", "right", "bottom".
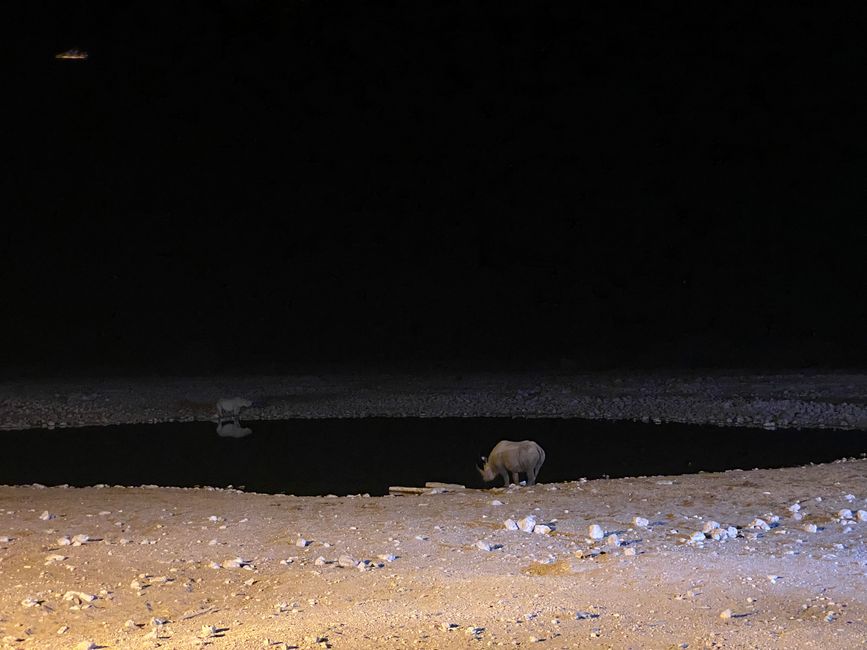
{"left": 633, "top": 517, "right": 649, "bottom": 528}
{"left": 534, "top": 524, "right": 552, "bottom": 535}
{"left": 222, "top": 557, "right": 253, "bottom": 569}
{"left": 314, "top": 556, "right": 329, "bottom": 566}
{"left": 21, "top": 597, "right": 42, "bottom": 608}
{"left": 441, "top": 623, "right": 459, "bottom": 631}
{"left": 575, "top": 611, "right": 598, "bottom": 620}
{"left": 74, "top": 642, "right": 97, "bottom": 650}
{"left": 72, "top": 534, "right": 90, "bottom": 546}
{"left": 338, "top": 554, "right": 358, "bottom": 568}
{"left": 749, "top": 518, "right": 770, "bottom": 531}
{"left": 688, "top": 532, "right": 705, "bottom": 543}
{"left": 40, "top": 510, "right": 55, "bottom": 521}
{"left": 490, "top": 500, "right": 504, "bottom": 506}
{"left": 377, "top": 553, "right": 397, "bottom": 562}
{"left": 857, "top": 510, "right": 867, "bottom": 522}
{"left": 702, "top": 521, "right": 721, "bottom": 534}
{"left": 788, "top": 503, "right": 801, "bottom": 513}
{"left": 0, "top": 536, "right": 13, "bottom": 543}
{"left": 518, "top": 516, "right": 537, "bottom": 532}
{"left": 803, "top": 524, "right": 818, "bottom": 533}
{"left": 63, "top": 591, "right": 97, "bottom": 603}
{"left": 588, "top": 524, "right": 605, "bottom": 540}
{"left": 709, "top": 528, "right": 728, "bottom": 541}
{"left": 623, "top": 547, "right": 636, "bottom": 556}
{"left": 504, "top": 518, "right": 519, "bottom": 531}
{"left": 720, "top": 609, "right": 733, "bottom": 619}
{"left": 838, "top": 509, "right": 853, "bottom": 520}
{"left": 825, "top": 611, "right": 837, "bottom": 622}
{"left": 45, "top": 553, "right": 67, "bottom": 565}
{"left": 476, "top": 540, "right": 502, "bottom": 551}
{"left": 199, "top": 625, "right": 218, "bottom": 638}
{"left": 606, "top": 534, "right": 621, "bottom": 547}
{"left": 296, "top": 538, "right": 310, "bottom": 547}
{"left": 767, "top": 575, "right": 781, "bottom": 584}
{"left": 58, "top": 536, "right": 72, "bottom": 546}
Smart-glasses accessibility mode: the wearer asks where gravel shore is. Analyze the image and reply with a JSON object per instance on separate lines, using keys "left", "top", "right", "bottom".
{"left": 1, "top": 370, "right": 866, "bottom": 431}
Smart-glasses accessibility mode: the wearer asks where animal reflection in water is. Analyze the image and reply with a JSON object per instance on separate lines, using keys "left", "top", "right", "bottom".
{"left": 216, "top": 420, "right": 252, "bottom": 438}
{"left": 215, "top": 397, "right": 253, "bottom": 438}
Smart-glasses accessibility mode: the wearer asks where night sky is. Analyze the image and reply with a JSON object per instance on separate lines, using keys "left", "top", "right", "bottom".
{"left": 5, "top": 3, "right": 866, "bottom": 375}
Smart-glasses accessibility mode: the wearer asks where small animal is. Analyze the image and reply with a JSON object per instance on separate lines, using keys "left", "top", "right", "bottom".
{"left": 216, "top": 397, "right": 252, "bottom": 422}
{"left": 477, "top": 440, "right": 546, "bottom": 487}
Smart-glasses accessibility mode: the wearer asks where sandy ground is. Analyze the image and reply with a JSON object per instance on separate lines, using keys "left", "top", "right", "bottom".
{"left": 1, "top": 458, "right": 867, "bottom": 649}
{"left": 1, "top": 371, "right": 866, "bottom": 431}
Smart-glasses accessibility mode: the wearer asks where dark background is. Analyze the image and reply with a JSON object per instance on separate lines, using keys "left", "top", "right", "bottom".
{"left": 5, "top": 2, "right": 866, "bottom": 376}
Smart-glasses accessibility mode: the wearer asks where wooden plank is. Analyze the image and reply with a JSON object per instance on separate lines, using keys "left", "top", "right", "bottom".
{"left": 424, "top": 482, "right": 466, "bottom": 490}
{"left": 388, "top": 486, "right": 429, "bottom": 495}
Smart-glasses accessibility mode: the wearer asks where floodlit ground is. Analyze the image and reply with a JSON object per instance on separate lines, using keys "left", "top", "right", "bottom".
{"left": 1, "top": 460, "right": 867, "bottom": 649}
{"left": 1, "top": 371, "right": 866, "bottom": 648}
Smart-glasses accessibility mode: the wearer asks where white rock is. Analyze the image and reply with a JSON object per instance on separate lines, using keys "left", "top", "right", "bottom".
{"left": 314, "top": 556, "right": 328, "bottom": 566}
{"left": 518, "top": 516, "right": 537, "bottom": 533}
{"left": 844, "top": 494, "right": 856, "bottom": 502}
{"left": 377, "top": 553, "right": 397, "bottom": 562}
{"left": 788, "top": 503, "right": 801, "bottom": 513}
{"left": 0, "top": 536, "right": 13, "bottom": 543}
{"left": 490, "top": 500, "right": 504, "bottom": 506}
{"left": 71, "top": 534, "right": 90, "bottom": 546}
{"left": 749, "top": 518, "right": 770, "bottom": 531}
{"left": 338, "top": 554, "right": 358, "bottom": 568}
{"left": 39, "top": 511, "right": 55, "bottom": 521}
{"left": 63, "top": 591, "right": 96, "bottom": 602}
{"left": 688, "top": 531, "right": 705, "bottom": 543}
{"left": 767, "top": 575, "right": 781, "bottom": 584}
{"left": 503, "top": 518, "right": 519, "bottom": 531}
{"left": 221, "top": 557, "right": 251, "bottom": 569}
{"left": 606, "top": 534, "right": 620, "bottom": 547}
{"left": 702, "top": 521, "right": 721, "bottom": 534}
{"left": 20, "top": 597, "right": 41, "bottom": 607}
{"left": 74, "top": 642, "right": 97, "bottom": 650}
{"left": 296, "top": 538, "right": 310, "bottom": 547}
{"left": 476, "top": 540, "right": 494, "bottom": 552}
{"left": 709, "top": 528, "right": 728, "bottom": 541}
{"left": 534, "top": 525, "right": 552, "bottom": 535}
{"left": 838, "top": 509, "right": 854, "bottom": 520}
{"left": 57, "top": 536, "right": 72, "bottom": 546}
{"left": 857, "top": 510, "right": 867, "bottom": 522}
{"left": 803, "top": 523, "right": 818, "bottom": 533}
{"left": 633, "top": 516, "right": 649, "bottom": 528}
{"left": 44, "top": 554, "right": 67, "bottom": 565}
{"left": 588, "top": 524, "right": 605, "bottom": 540}
{"left": 727, "top": 526, "right": 739, "bottom": 538}
{"left": 719, "top": 609, "right": 733, "bottom": 619}
{"left": 623, "top": 547, "right": 636, "bottom": 556}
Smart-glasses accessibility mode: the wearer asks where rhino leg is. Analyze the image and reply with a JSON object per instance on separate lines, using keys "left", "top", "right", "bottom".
{"left": 511, "top": 471, "right": 520, "bottom": 485}
{"left": 500, "top": 470, "right": 510, "bottom": 487}
{"left": 526, "top": 468, "right": 536, "bottom": 486}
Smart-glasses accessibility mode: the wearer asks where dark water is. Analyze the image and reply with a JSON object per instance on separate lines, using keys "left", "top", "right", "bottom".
{"left": 1, "top": 419, "right": 864, "bottom": 496}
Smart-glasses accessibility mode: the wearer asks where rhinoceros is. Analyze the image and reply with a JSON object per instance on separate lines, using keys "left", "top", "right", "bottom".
{"left": 216, "top": 397, "right": 252, "bottom": 423}
{"left": 477, "top": 440, "right": 546, "bottom": 487}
